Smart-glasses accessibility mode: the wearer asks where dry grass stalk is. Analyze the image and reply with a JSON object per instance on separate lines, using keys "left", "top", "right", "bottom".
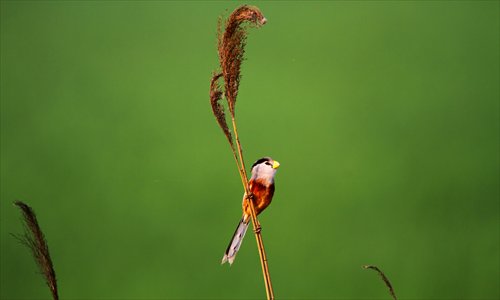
{"left": 210, "top": 5, "right": 274, "bottom": 299}
{"left": 13, "top": 200, "right": 59, "bottom": 300}
{"left": 363, "top": 265, "right": 397, "bottom": 300}
{"left": 247, "top": 194, "right": 274, "bottom": 299}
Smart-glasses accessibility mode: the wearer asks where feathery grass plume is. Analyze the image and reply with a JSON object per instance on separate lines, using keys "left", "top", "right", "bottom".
{"left": 217, "top": 5, "right": 267, "bottom": 116}
{"left": 210, "top": 72, "right": 233, "bottom": 146}
{"left": 363, "top": 265, "right": 397, "bottom": 300}
{"left": 13, "top": 201, "right": 58, "bottom": 300}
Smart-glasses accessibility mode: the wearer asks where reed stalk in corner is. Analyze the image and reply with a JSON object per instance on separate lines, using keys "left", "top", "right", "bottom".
{"left": 209, "top": 5, "right": 274, "bottom": 299}
{"left": 363, "top": 265, "right": 398, "bottom": 300}
{"left": 13, "top": 200, "right": 59, "bottom": 300}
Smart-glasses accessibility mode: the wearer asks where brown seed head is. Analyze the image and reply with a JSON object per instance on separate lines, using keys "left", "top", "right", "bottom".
{"left": 210, "top": 72, "right": 233, "bottom": 146}
{"left": 230, "top": 5, "right": 267, "bottom": 28}
{"left": 13, "top": 201, "right": 58, "bottom": 300}
{"left": 217, "top": 5, "right": 266, "bottom": 116}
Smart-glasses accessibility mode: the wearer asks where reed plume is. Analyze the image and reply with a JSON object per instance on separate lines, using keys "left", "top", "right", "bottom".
{"left": 13, "top": 200, "right": 59, "bottom": 300}
{"left": 209, "top": 5, "right": 274, "bottom": 300}
{"left": 363, "top": 265, "right": 397, "bottom": 300}
{"left": 210, "top": 71, "right": 233, "bottom": 147}
{"left": 217, "top": 5, "right": 266, "bottom": 116}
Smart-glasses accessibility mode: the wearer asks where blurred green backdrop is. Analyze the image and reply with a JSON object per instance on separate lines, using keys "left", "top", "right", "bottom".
{"left": 1, "top": 1, "right": 499, "bottom": 299}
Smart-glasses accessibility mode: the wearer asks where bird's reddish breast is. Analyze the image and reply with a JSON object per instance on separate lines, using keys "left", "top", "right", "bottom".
{"left": 243, "top": 179, "right": 275, "bottom": 216}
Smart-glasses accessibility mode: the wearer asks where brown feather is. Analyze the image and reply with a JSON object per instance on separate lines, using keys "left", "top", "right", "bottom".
{"left": 243, "top": 179, "right": 275, "bottom": 219}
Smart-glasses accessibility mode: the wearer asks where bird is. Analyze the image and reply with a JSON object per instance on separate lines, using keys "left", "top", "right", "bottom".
{"left": 221, "top": 156, "right": 280, "bottom": 265}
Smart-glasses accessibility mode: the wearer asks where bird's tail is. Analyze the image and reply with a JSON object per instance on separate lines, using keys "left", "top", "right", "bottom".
{"left": 221, "top": 217, "right": 249, "bottom": 265}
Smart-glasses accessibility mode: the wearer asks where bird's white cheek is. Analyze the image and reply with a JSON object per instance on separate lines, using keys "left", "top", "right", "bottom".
{"left": 252, "top": 166, "right": 276, "bottom": 184}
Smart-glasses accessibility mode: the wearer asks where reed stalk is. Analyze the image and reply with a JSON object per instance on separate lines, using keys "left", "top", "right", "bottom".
{"left": 363, "top": 265, "right": 397, "bottom": 300}
{"left": 13, "top": 201, "right": 59, "bottom": 300}
{"left": 209, "top": 4, "right": 274, "bottom": 299}
{"left": 232, "top": 115, "right": 274, "bottom": 300}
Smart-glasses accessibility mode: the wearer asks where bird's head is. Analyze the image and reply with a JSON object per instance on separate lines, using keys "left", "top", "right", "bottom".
{"left": 250, "top": 157, "right": 280, "bottom": 183}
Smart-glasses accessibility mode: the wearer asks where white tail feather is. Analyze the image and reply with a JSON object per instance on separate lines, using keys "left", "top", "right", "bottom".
{"left": 221, "top": 218, "right": 249, "bottom": 265}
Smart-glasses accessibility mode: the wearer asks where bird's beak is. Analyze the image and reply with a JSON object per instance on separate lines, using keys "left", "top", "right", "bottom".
{"left": 272, "top": 160, "right": 280, "bottom": 169}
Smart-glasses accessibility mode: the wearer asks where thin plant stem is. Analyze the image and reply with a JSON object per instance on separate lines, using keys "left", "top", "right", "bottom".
{"left": 363, "top": 265, "right": 397, "bottom": 300}
{"left": 228, "top": 141, "right": 246, "bottom": 192}
{"left": 247, "top": 194, "right": 274, "bottom": 300}
{"left": 231, "top": 115, "right": 274, "bottom": 300}
{"left": 231, "top": 116, "right": 249, "bottom": 193}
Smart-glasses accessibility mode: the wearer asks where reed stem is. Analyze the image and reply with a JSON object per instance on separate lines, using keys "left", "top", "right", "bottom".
{"left": 230, "top": 115, "right": 275, "bottom": 300}
{"left": 247, "top": 194, "right": 274, "bottom": 299}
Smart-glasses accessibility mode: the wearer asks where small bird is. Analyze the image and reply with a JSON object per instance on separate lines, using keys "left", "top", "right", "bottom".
{"left": 221, "top": 157, "right": 280, "bottom": 265}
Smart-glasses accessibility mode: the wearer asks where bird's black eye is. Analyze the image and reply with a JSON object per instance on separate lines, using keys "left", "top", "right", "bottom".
{"left": 265, "top": 162, "right": 272, "bottom": 166}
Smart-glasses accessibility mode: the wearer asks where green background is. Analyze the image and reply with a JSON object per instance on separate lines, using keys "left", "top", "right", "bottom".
{"left": 1, "top": 1, "right": 499, "bottom": 299}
